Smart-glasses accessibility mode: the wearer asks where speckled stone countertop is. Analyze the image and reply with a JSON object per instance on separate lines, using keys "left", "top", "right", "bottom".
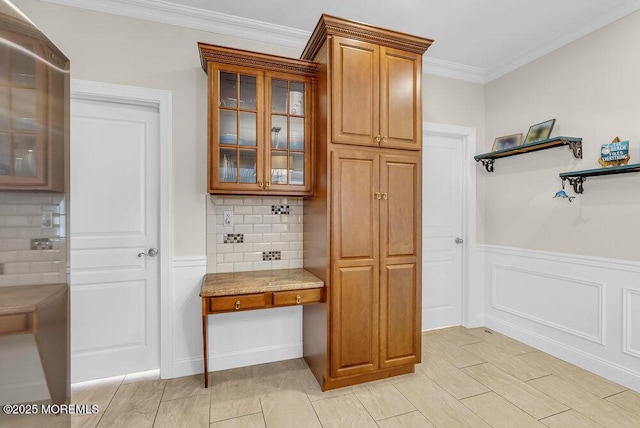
{"left": 0, "top": 283, "right": 67, "bottom": 316}
{"left": 200, "top": 269, "right": 324, "bottom": 297}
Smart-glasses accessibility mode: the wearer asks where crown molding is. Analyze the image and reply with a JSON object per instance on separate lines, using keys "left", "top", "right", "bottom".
{"left": 423, "top": 57, "right": 486, "bottom": 84}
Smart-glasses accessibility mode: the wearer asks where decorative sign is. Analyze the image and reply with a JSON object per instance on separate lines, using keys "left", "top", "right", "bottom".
{"left": 599, "top": 137, "right": 630, "bottom": 167}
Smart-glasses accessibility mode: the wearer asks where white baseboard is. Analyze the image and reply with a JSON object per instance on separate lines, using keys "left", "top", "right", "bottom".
{"left": 171, "top": 343, "right": 302, "bottom": 379}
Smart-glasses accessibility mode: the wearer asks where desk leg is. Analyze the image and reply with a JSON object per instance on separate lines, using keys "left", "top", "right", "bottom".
{"left": 202, "top": 298, "right": 209, "bottom": 388}
{"left": 34, "top": 287, "right": 69, "bottom": 404}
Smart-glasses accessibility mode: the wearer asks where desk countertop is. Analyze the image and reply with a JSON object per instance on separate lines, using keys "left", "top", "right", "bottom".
{"left": 200, "top": 268, "right": 324, "bottom": 297}
{"left": 0, "top": 283, "right": 67, "bottom": 316}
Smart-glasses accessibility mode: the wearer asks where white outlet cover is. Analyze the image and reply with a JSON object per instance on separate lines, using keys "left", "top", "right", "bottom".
{"left": 223, "top": 210, "right": 234, "bottom": 226}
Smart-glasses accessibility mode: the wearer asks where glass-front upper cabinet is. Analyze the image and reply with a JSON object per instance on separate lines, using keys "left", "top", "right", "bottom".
{"left": 0, "top": 13, "right": 69, "bottom": 191}
{"left": 199, "top": 43, "right": 317, "bottom": 196}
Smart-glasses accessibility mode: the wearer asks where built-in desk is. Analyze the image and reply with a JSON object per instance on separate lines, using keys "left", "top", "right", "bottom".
{"left": 0, "top": 283, "right": 69, "bottom": 404}
{"left": 200, "top": 269, "right": 324, "bottom": 387}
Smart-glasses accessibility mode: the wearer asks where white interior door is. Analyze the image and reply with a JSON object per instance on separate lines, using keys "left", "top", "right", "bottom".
{"left": 70, "top": 97, "right": 160, "bottom": 382}
{"left": 422, "top": 130, "right": 464, "bottom": 329}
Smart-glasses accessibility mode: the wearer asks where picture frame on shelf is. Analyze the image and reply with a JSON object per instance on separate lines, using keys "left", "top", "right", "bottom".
{"left": 492, "top": 133, "right": 523, "bottom": 151}
{"left": 523, "top": 119, "right": 556, "bottom": 145}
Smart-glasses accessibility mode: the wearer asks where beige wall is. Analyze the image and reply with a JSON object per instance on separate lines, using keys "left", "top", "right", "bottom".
{"left": 12, "top": 0, "right": 486, "bottom": 257}
{"left": 484, "top": 10, "right": 640, "bottom": 261}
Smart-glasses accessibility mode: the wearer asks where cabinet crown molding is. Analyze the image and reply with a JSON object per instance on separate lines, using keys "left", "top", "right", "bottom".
{"left": 301, "top": 14, "right": 433, "bottom": 60}
{"left": 198, "top": 42, "right": 318, "bottom": 76}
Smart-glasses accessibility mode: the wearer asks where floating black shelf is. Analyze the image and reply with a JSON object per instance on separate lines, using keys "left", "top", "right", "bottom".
{"left": 474, "top": 136, "right": 582, "bottom": 172}
{"left": 559, "top": 163, "right": 640, "bottom": 194}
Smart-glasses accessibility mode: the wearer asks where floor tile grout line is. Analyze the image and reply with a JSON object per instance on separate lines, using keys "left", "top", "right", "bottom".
{"left": 538, "top": 408, "right": 574, "bottom": 422}
{"left": 602, "top": 389, "right": 628, "bottom": 399}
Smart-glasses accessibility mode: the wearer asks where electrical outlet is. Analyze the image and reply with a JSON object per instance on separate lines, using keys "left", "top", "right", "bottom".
{"left": 0, "top": 263, "right": 4, "bottom": 275}
{"left": 42, "top": 211, "right": 53, "bottom": 228}
{"left": 223, "top": 210, "right": 234, "bottom": 226}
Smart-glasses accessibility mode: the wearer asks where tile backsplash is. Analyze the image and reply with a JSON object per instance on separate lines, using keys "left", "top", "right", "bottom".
{"left": 206, "top": 196, "right": 303, "bottom": 273}
{"left": 0, "top": 192, "right": 67, "bottom": 287}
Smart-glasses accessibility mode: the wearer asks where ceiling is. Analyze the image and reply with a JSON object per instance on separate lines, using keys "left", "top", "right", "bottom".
{"left": 42, "top": 0, "right": 640, "bottom": 82}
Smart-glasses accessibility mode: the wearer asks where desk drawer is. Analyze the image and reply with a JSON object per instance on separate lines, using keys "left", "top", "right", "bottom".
{"left": 208, "top": 293, "right": 268, "bottom": 313}
{"left": 273, "top": 288, "right": 324, "bottom": 307}
{"left": 0, "top": 313, "right": 30, "bottom": 335}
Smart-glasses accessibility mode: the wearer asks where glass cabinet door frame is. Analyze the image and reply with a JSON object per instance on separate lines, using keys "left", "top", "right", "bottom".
{"left": 264, "top": 70, "right": 313, "bottom": 195}
{"left": 208, "top": 63, "right": 265, "bottom": 193}
{"left": 0, "top": 30, "right": 49, "bottom": 188}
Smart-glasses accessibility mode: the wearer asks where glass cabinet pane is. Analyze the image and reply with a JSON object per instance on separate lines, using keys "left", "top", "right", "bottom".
{"left": 289, "top": 153, "right": 304, "bottom": 185}
{"left": 219, "top": 72, "right": 237, "bottom": 108}
{"left": 0, "top": 45, "right": 8, "bottom": 86}
{"left": 239, "top": 150, "right": 256, "bottom": 183}
{"left": 239, "top": 75, "right": 256, "bottom": 110}
{"left": 10, "top": 46, "right": 35, "bottom": 87}
{"left": 271, "top": 151, "right": 288, "bottom": 185}
{"left": 13, "top": 134, "right": 36, "bottom": 177}
{"left": 289, "top": 82, "right": 305, "bottom": 115}
{"left": 219, "top": 110, "right": 237, "bottom": 145}
{"left": 290, "top": 117, "right": 304, "bottom": 151}
{"left": 0, "top": 88, "right": 9, "bottom": 129}
{"left": 219, "top": 148, "right": 237, "bottom": 182}
{"left": 271, "top": 79, "right": 287, "bottom": 114}
{"left": 11, "top": 88, "right": 36, "bottom": 131}
{"left": 271, "top": 115, "right": 287, "bottom": 149}
{"left": 239, "top": 112, "right": 256, "bottom": 146}
{"left": 0, "top": 133, "right": 10, "bottom": 175}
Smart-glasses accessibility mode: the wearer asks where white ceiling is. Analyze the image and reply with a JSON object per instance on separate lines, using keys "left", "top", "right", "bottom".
{"left": 42, "top": 0, "right": 640, "bottom": 82}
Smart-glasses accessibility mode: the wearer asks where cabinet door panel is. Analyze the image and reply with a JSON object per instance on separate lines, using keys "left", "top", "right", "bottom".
{"left": 332, "top": 150, "right": 379, "bottom": 259}
{"left": 379, "top": 47, "right": 421, "bottom": 150}
{"left": 331, "top": 37, "right": 379, "bottom": 146}
{"left": 331, "top": 265, "right": 378, "bottom": 376}
{"left": 380, "top": 154, "right": 421, "bottom": 367}
{"left": 380, "top": 263, "right": 419, "bottom": 367}
{"left": 381, "top": 155, "right": 420, "bottom": 258}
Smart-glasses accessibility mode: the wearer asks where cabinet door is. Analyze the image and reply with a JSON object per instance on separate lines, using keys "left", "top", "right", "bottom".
{"left": 0, "top": 36, "right": 52, "bottom": 189}
{"left": 331, "top": 37, "right": 379, "bottom": 147}
{"left": 208, "top": 64, "right": 264, "bottom": 193}
{"left": 379, "top": 47, "right": 422, "bottom": 151}
{"left": 265, "top": 73, "right": 312, "bottom": 195}
{"left": 330, "top": 149, "right": 379, "bottom": 377}
{"left": 379, "top": 154, "right": 421, "bottom": 367}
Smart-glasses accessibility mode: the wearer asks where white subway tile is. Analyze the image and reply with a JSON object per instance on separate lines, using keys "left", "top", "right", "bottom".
{"left": 263, "top": 233, "right": 280, "bottom": 242}
{"left": 281, "top": 251, "right": 298, "bottom": 260}
{"left": 206, "top": 255, "right": 217, "bottom": 273}
{"left": 271, "top": 260, "right": 291, "bottom": 270}
{"left": 216, "top": 234, "right": 224, "bottom": 244}
{"left": 212, "top": 196, "right": 224, "bottom": 206}
{"left": 223, "top": 253, "right": 244, "bottom": 263}
{"left": 253, "top": 206, "right": 271, "bottom": 215}
{"left": 262, "top": 215, "right": 280, "bottom": 224}
{"left": 0, "top": 275, "right": 20, "bottom": 287}
{"left": 272, "top": 242, "right": 290, "bottom": 251}
{"left": 234, "top": 224, "right": 253, "bottom": 234}
{"left": 253, "top": 224, "right": 271, "bottom": 234}
{"left": 243, "top": 234, "right": 263, "bottom": 243}
{"left": 233, "top": 243, "right": 253, "bottom": 253}
{"left": 31, "top": 261, "right": 54, "bottom": 273}
{"left": 289, "top": 224, "right": 303, "bottom": 233}
{"left": 5, "top": 262, "right": 30, "bottom": 275}
{"left": 252, "top": 261, "right": 272, "bottom": 271}
{"left": 216, "top": 243, "right": 234, "bottom": 254}
{"left": 0, "top": 228, "right": 18, "bottom": 238}
{"left": 207, "top": 214, "right": 217, "bottom": 232}
{"left": 206, "top": 235, "right": 217, "bottom": 253}
{"left": 41, "top": 250, "right": 61, "bottom": 261}
{"left": 0, "top": 205, "right": 18, "bottom": 215}
{"left": 217, "top": 263, "right": 233, "bottom": 273}
{"left": 243, "top": 215, "right": 262, "bottom": 224}
{"left": 253, "top": 243, "right": 272, "bottom": 252}
{"left": 271, "top": 224, "right": 289, "bottom": 233}
{"left": 233, "top": 262, "right": 253, "bottom": 272}
{"left": 243, "top": 252, "right": 263, "bottom": 262}
{"left": 17, "top": 205, "right": 42, "bottom": 215}
{"left": 243, "top": 198, "right": 263, "bottom": 206}
{"left": 281, "top": 233, "right": 299, "bottom": 242}
{"left": 42, "top": 272, "right": 62, "bottom": 284}
{"left": 216, "top": 254, "right": 224, "bottom": 263}
{"left": 216, "top": 214, "right": 224, "bottom": 226}
{"left": 19, "top": 273, "right": 43, "bottom": 285}
{"left": 234, "top": 206, "right": 253, "bottom": 215}
{"left": 290, "top": 241, "right": 303, "bottom": 251}
{"left": 0, "top": 251, "right": 18, "bottom": 263}
{"left": 290, "top": 259, "right": 303, "bottom": 269}
{"left": 223, "top": 198, "right": 244, "bottom": 206}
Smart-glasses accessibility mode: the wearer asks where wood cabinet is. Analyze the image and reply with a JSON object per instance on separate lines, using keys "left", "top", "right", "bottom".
{"left": 198, "top": 43, "right": 318, "bottom": 196}
{"left": 331, "top": 37, "right": 423, "bottom": 150}
{"left": 301, "top": 15, "right": 431, "bottom": 390}
{"left": 0, "top": 14, "right": 69, "bottom": 191}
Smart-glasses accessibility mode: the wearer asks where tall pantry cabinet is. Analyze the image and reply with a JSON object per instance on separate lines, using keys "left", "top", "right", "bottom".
{"left": 301, "top": 15, "right": 432, "bottom": 390}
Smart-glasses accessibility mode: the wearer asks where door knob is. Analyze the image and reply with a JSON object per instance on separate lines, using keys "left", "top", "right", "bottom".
{"left": 138, "top": 248, "right": 159, "bottom": 257}
{"left": 455, "top": 238, "right": 464, "bottom": 244}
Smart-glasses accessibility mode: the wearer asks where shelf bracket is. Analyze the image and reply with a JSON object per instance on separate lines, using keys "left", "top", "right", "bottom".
{"left": 564, "top": 176, "right": 585, "bottom": 194}
{"left": 478, "top": 159, "right": 494, "bottom": 173}
{"left": 563, "top": 139, "right": 583, "bottom": 159}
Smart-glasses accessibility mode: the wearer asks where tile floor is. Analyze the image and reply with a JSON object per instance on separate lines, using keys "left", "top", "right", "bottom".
{"left": 2, "top": 326, "right": 640, "bottom": 427}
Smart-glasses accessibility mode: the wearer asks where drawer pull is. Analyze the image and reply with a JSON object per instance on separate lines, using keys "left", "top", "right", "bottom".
{"left": 235, "top": 300, "right": 241, "bottom": 310}
{"left": 296, "top": 295, "right": 302, "bottom": 304}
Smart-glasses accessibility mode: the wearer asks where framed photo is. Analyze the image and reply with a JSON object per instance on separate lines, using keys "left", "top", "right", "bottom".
{"left": 492, "top": 133, "right": 523, "bottom": 151}
{"left": 523, "top": 119, "right": 556, "bottom": 145}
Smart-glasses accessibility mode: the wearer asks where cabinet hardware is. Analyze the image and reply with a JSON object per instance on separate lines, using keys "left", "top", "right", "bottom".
{"left": 375, "top": 192, "right": 381, "bottom": 200}
{"left": 264, "top": 181, "right": 270, "bottom": 190}
{"left": 234, "top": 301, "right": 241, "bottom": 310}
{"left": 374, "top": 134, "right": 382, "bottom": 143}
{"left": 258, "top": 180, "right": 264, "bottom": 189}
{"left": 382, "top": 192, "right": 388, "bottom": 200}
{"left": 382, "top": 136, "right": 388, "bottom": 143}
{"left": 296, "top": 295, "right": 302, "bottom": 304}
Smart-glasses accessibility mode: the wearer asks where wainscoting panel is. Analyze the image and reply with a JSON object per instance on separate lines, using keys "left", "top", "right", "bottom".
{"left": 623, "top": 287, "right": 640, "bottom": 359}
{"left": 492, "top": 264, "right": 604, "bottom": 343}
{"left": 481, "top": 245, "right": 640, "bottom": 392}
